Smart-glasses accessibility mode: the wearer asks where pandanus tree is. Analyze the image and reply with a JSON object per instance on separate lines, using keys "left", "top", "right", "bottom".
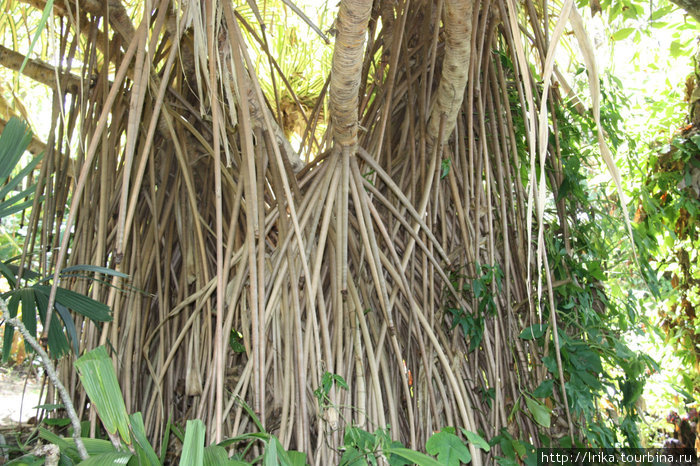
{"left": 0, "top": 0, "right": 640, "bottom": 462}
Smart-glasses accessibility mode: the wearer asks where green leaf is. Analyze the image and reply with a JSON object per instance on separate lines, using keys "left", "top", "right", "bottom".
{"left": 0, "top": 261, "right": 17, "bottom": 288}
{"left": 20, "top": 288, "right": 37, "bottom": 351}
{"left": 54, "top": 302, "right": 79, "bottom": 354}
{"left": 129, "top": 413, "right": 160, "bottom": 466}
{"left": 460, "top": 429, "right": 490, "bottom": 452}
{"left": 284, "top": 450, "right": 308, "bottom": 466}
{"left": 77, "top": 451, "right": 133, "bottom": 465}
{"left": 339, "top": 446, "right": 366, "bottom": 466}
{"left": 159, "top": 417, "right": 173, "bottom": 463}
{"left": 34, "top": 287, "right": 70, "bottom": 358}
{"left": 344, "top": 427, "right": 376, "bottom": 451}
{"left": 0, "top": 117, "right": 32, "bottom": 180}
{"left": 33, "top": 403, "right": 65, "bottom": 411}
{"left": 5, "top": 454, "right": 46, "bottom": 465}
{"left": 386, "top": 447, "right": 442, "bottom": 466}
{"left": 229, "top": 329, "right": 246, "bottom": 353}
{"left": 425, "top": 430, "right": 471, "bottom": 466}
{"left": 180, "top": 419, "right": 205, "bottom": 466}
{"left": 263, "top": 437, "right": 279, "bottom": 466}
{"left": 34, "top": 286, "right": 112, "bottom": 322}
{"left": 441, "top": 159, "right": 451, "bottom": 179}
{"left": 0, "top": 151, "right": 42, "bottom": 200}
{"left": 518, "top": 324, "right": 547, "bottom": 340}
{"left": 532, "top": 379, "right": 554, "bottom": 398}
{"left": 670, "top": 40, "right": 683, "bottom": 58}
{"left": 74, "top": 346, "right": 132, "bottom": 446}
{"left": 204, "top": 445, "right": 243, "bottom": 466}
{"left": 60, "top": 265, "right": 129, "bottom": 279}
{"left": 524, "top": 396, "right": 551, "bottom": 428}
{"left": 611, "top": 27, "right": 635, "bottom": 41}
{"left": 42, "top": 417, "right": 71, "bottom": 427}
{"left": 0, "top": 195, "right": 41, "bottom": 219}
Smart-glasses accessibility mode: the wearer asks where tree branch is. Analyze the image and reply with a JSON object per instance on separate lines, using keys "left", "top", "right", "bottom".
{"left": 668, "top": 0, "right": 700, "bottom": 23}
{"left": 0, "top": 44, "right": 82, "bottom": 94}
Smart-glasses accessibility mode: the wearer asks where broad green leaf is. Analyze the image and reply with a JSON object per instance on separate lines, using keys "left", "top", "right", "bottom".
{"left": 75, "top": 347, "right": 132, "bottom": 446}
{"left": 44, "top": 435, "right": 115, "bottom": 458}
{"left": 5, "top": 453, "right": 46, "bottom": 465}
{"left": 263, "top": 437, "right": 279, "bottom": 466}
{"left": 229, "top": 329, "right": 246, "bottom": 353}
{"left": 670, "top": 40, "right": 683, "bottom": 58}
{"left": 460, "top": 429, "right": 490, "bottom": 452}
{"left": 78, "top": 451, "right": 132, "bottom": 465}
{"left": 42, "top": 417, "right": 71, "bottom": 427}
{"left": 532, "top": 379, "right": 554, "bottom": 398}
{"left": 339, "top": 446, "right": 366, "bottom": 466}
{"left": 611, "top": 28, "right": 634, "bottom": 41}
{"left": 344, "top": 427, "right": 376, "bottom": 451}
{"left": 386, "top": 447, "right": 442, "bottom": 466}
{"left": 129, "top": 413, "right": 160, "bottom": 466}
{"left": 511, "top": 439, "right": 526, "bottom": 458}
{"left": 425, "top": 430, "right": 471, "bottom": 466}
{"left": 524, "top": 397, "right": 551, "bottom": 428}
{"left": 179, "top": 419, "right": 205, "bottom": 466}
{"left": 518, "top": 324, "right": 547, "bottom": 340}
{"left": 204, "top": 445, "right": 240, "bottom": 466}
{"left": 284, "top": 450, "right": 308, "bottom": 466}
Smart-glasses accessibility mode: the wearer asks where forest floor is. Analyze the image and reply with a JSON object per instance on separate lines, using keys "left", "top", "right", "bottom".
{"left": 0, "top": 364, "right": 41, "bottom": 426}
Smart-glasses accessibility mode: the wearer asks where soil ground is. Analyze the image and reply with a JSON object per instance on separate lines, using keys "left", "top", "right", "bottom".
{"left": 0, "top": 364, "right": 41, "bottom": 426}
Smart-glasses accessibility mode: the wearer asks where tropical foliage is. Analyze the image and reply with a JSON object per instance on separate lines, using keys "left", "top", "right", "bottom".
{"left": 0, "top": 0, "right": 698, "bottom": 463}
